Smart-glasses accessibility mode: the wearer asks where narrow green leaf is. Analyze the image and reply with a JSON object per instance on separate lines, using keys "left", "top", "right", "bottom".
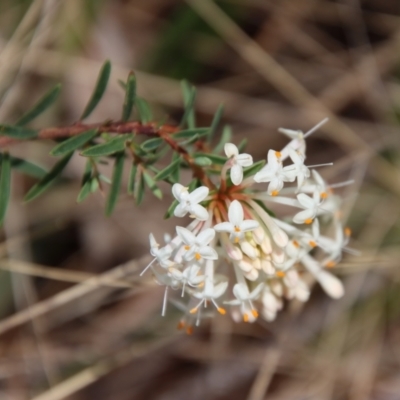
{"left": 237, "top": 138, "right": 248, "bottom": 152}
{"left": 17, "top": 84, "right": 61, "bottom": 126}
{"left": 207, "top": 104, "right": 224, "bottom": 142}
{"left": 194, "top": 152, "right": 227, "bottom": 165}
{"left": 135, "top": 170, "right": 145, "bottom": 205}
{"left": 24, "top": 153, "right": 72, "bottom": 202}
{"left": 121, "top": 72, "right": 136, "bottom": 121}
{"left": 164, "top": 199, "right": 178, "bottom": 219}
{"left": 173, "top": 128, "right": 209, "bottom": 139}
{"left": 136, "top": 98, "right": 153, "bottom": 123}
{"left": 77, "top": 181, "right": 92, "bottom": 203}
{"left": 143, "top": 172, "right": 162, "bottom": 199}
{"left": 8, "top": 156, "right": 47, "bottom": 178}
{"left": 81, "top": 135, "right": 131, "bottom": 157}
{"left": 243, "top": 159, "right": 266, "bottom": 179}
{"left": 127, "top": 163, "right": 137, "bottom": 195}
{"left": 141, "top": 137, "right": 163, "bottom": 151}
{"left": 0, "top": 152, "right": 11, "bottom": 224}
{"left": 214, "top": 125, "right": 232, "bottom": 154}
{"left": 171, "top": 152, "right": 181, "bottom": 183}
{"left": 194, "top": 156, "right": 212, "bottom": 167}
{"left": 154, "top": 157, "right": 181, "bottom": 181}
{"left": 105, "top": 153, "right": 125, "bottom": 216}
{"left": 0, "top": 125, "right": 37, "bottom": 139}
{"left": 81, "top": 60, "right": 111, "bottom": 120}
{"left": 181, "top": 81, "right": 196, "bottom": 129}
{"left": 90, "top": 178, "right": 99, "bottom": 193}
{"left": 50, "top": 129, "right": 98, "bottom": 156}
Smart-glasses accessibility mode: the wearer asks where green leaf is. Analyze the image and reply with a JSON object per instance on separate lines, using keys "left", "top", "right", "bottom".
{"left": 164, "top": 199, "right": 178, "bottom": 219}
{"left": 194, "top": 156, "right": 212, "bottom": 167}
{"left": 105, "top": 152, "right": 125, "bottom": 216}
{"left": 77, "top": 181, "right": 92, "bottom": 203}
{"left": 135, "top": 170, "right": 145, "bottom": 205}
{"left": 143, "top": 171, "right": 162, "bottom": 199}
{"left": 193, "top": 152, "right": 227, "bottom": 165}
{"left": 136, "top": 98, "right": 153, "bottom": 123}
{"left": 127, "top": 163, "right": 137, "bottom": 195}
{"left": 180, "top": 81, "right": 196, "bottom": 128}
{"left": 50, "top": 129, "right": 98, "bottom": 156}
{"left": 243, "top": 159, "right": 265, "bottom": 179}
{"left": 81, "top": 60, "right": 111, "bottom": 120}
{"left": 208, "top": 104, "right": 224, "bottom": 141}
{"left": 0, "top": 125, "right": 37, "bottom": 139}
{"left": 121, "top": 72, "right": 136, "bottom": 121}
{"left": 141, "top": 137, "right": 163, "bottom": 151}
{"left": 90, "top": 178, "right": 99, "bottom": 193}
{"left": 24, "top": 153, "right": 72, "bottom": 202}
{"left": 81, "top": 135, "right": 131, "bottom": 157}
{"left": 0, "top": 152, "right": 11, "bottom": 224}
{"left": 171, "top": 152, "right": 181, "bottom": 183}
{"left": 214, "top": 125, "right": 232, "bottom": 154}
{"left": 237, "top": 138, "right": 248, "bottom": 152}
{"left": 173, "top": 128, "right": 209, "bottom": 139}
{"left": 8, "top": 156, "right": 47, "bottom": 178}
{"left": 154, "top": 157, "right": 181, "bottom": 181}
{"left": 17, "top": 84, "right": 61, "bottom": 126}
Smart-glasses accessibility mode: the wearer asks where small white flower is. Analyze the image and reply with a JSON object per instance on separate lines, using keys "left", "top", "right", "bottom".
{"left": 293, "top": 190, "right": 324, "bottom": 225}
{"left": 225, "top": 282, "right": 263, "bottom": 322}
{"left": 214, "top": 200, "right": 259, "bottom": 243}
{"left": 141, "top": 234, "right": 174, "bottom": 275}
{"left": 224, "top": 143, "right": 253, "bottom": 185}
{"left": 168, "top": 264, "right": 205, "bottom": 296}
{"left": 176, "top": 226, "right": 218, "bottom": 261}
{"left": 254, "top": 150, "right": 293, "bottom": 195}
{"left": 172, "top": 183, "right": 209, "bottom": 221}
{"left": 283, "top": 149, "right": 310, "bottom": 190}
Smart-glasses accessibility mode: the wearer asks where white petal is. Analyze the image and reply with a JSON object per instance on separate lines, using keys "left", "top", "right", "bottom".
{"left": 212, "top": 281, "right": 228, "bottom": 298}
{"left": 196, "top": 228, "right": 215, "bottom": 246}
{"left": 262, "top": 291, "right": 278, "bottom": 312}
{"left": 293, "top": 209, "right": 314, "bottom": 224}
{"left": 168, "top": 268, "right": 183, "bottom": 279}
{"left": 224, "top": 143, "right": 238, "bottom": 158}
{"left": 317, "top": 271, "right": 344, "bottom": 299}
{"left": 172, "top": 183, "right": 187, "bottom": 201}
{"left": 288, "top": 148, "right": 303, "bottom": 165}
{"left": 237, "top": 153, "right": 253, "bottom": 167}
{"left": 252, "top": 226, "right": 265, "bottom": 244}
{"left": 240, "top": 241, "right": 257, "bottom": 259}
{"left": 176, "top": 226, "right": 196, "bottom": 245}
{"left": 249, "top": 283, "right": 264, "bottom": 300}
{"left": 199, "top": 246, "right": 218, "bottom": 260}
{"left": 189, "top": 186, "right": 209, "bottom": 203}
{"left": 233, "top": 283, "right": 248, "bottom": 300}
{"left": 295, "top": 280, "right": 310, "bottom": 302}
{"left": 268, "top": 178, "right": 284, "bottom": 194}
{"left": 297, "top": 193, "right": 314, "bottom": 208}
{"left": 214, "top": 222, "right": 234, "bottom": 233}
{"left": 174, "top": 203, "right": 188, "bottom": 218}
{"left": 267, "top": 149, "right": 279, "bottom": 167}
{"left": 240, "top": 219, "right": 259, "bottom": 232}
{"left": 312, "top": 169, "right": 325, "bottom": 187}
{"left": 230, "top": 164, "right": 243, "bottom": 185}
{"left": 229, "top": 200, "right": 243, "bottom": 226}
{"left": 237, "top": 259, "right": 253, "bottom": 272}
{"left": 189, "top": 204, "right": 209, "bottom": 221}
{"left": 261, "top": 259, "right": 274, "bottom": 275}
{"left": 244, "top": 268, "right": 258, "bottom": 281}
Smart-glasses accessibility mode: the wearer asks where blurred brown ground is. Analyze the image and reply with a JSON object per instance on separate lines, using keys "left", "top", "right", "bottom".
{"left": 0, "top": 0, "right": 399, "bottom": 399}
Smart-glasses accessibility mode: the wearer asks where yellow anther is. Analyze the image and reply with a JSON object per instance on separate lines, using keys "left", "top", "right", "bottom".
{"left": 186, "top": 326, "right": 194, "bottom": 335}
{"left": 184, "top": 245, "right": 190, "bottom": 250}
{"left": 320, "top": 192, "right": 328, "bottom": 199}
{"left": 251, "top": 309, "right": 259, "bottom": 318}
{"left": 326, "top": 260, "right": 336, "bottom": 268}
{"left": 198, "top": 282, "right": 204, "bottom": 288}
{"left": 275, "top": 151, "right": 282, "bottom": 158}
{"left": 234, "top": 226, "right": 241, "bottom": 232}
{"left": 276, "top": 271, "right": 286, "bottom": 278}
{"left": 292, "top": 240, "right": 300, "bottom": 248}
{"left": 195, "top": 253, "right": 201, "bottom": 261}
{"left": 309, "top": 240, "right": 317, "bottom": 248}
{"left": 177, "top": 321, "right": 185, "bottom": 330}
{"left": 234, "top": 237, "right": 240, "bottom": 244}
{"left": 305, "top": 218, "right": 313, "bottom": 225}
{"left": 217, "top": 307, "right": 226, "bottom": 315}
{"left": 243, "top": 313, "right": 249, "bottom": 323}
{"left": 271, "top": 190, "right": 279, "bottom": 197}
{"left": 345, "top": 227, "right": 352, "bottom": 236}
{"left": 189, "top": 307, "right": 198, "bottom": 314}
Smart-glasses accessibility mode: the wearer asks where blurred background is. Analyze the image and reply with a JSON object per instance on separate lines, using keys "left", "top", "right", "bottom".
{"left": 0, "top": 0, "right": 399, "bottom": 399}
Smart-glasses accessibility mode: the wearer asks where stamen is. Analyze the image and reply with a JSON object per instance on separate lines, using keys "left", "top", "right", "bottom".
{"left": 307, "top": 162, "right": 333, "bottom": 168}
{"left": 320, "top": 192, "right": 328, "bottom": 199}
{"left": 243, "top": 313, "right": 249, "bottom": 323}
{"left": 345, "top": 227, "right": 352, "bottom": 236}
{"left": 251, "top": 309, "right": 259, "bottom": 318}
{"left": 140, "top": 257, "right": 156, "bottom": 276}
{"left": 326, "top": 260, "right": 336, "bottom": 268}
{"left": 271, "top": 190, "right": 279, "bottom": 197}
{"left": 190, "top": 307, "right": 198, "bottom": 314}
{"left": 275, "top": 151, "right": 282, "bottom": 158}
{"left": 276, "top": 271, "right": 286, "bottom": 278}
{"left": 303, "top": 118, "right": 329, "bottom": 139}
{"left": 305, "top": 218, "right": 313, "bottom": 225}
{"left": 184, "top": 245, "right": 191, "bottom": 250}
{"left": 195, "top": 253, "right": 202, "bottom": 261}
{"left": 292, "top": 240, "right": 300, "bottom": 248}
{"left": 234, "top": 226, "right": 241, "bottom": 232}
{"left": 177, "top": 320, "right": 185, "bottom": 330}
{"left": 186, "top": 326, "right": 194, "bottom": 335}
{"left": 309, "top": 240, "right": 317, "bottom": 248}
{"left": 218, "top": 307, "right": 226, "bottom": 315}
{"left": 234, "top": 237, "right": 240, "bottom": 244}
{"left": 162, "top": 287, "right": 169, "bottom": 317}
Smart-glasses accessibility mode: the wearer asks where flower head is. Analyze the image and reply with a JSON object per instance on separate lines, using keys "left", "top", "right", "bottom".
{"left": 172, "top": 183, "right": 209, "bottom": 221}
{"left": 224, "top": 143, "right": 253, "bottom": 185}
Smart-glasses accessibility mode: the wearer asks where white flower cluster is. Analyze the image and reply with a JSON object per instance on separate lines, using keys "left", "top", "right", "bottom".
{"left": 142, "top": 119, "right": 356, "bottom": 332}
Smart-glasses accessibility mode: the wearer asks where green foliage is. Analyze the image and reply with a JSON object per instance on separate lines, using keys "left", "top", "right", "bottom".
{"left": 81, "top": 60, "right": 111, "bottom": 120}
{"left": 0, "top": 152, "right": 11, "bottom": 225}
{"left": 180, "top": 80, "right": 196, "bottom": 128}
{"left": 0, "top": 125, "right": 37, "bottom": 139}
{"left": 208, "top": 104, "right": 224, "bottom": 142}
{"left": 50, "top": 129, "right": 98, "bottom": 156}
{"left": 105, "top": 153, "right": 125, "bottom": 216}
{"left": 17, "top": 84, "right": 61, "bottom": 126}
{"left": 7, "top": 156, "right": 47, "bottom": 179}
{"left": 214, "top": 125, "right": 232, "bottom": 154}
{"left": 136, "top": 98, "right": 153, "bottom": 124}
{"left": 81, "top": 135, "right": 132, "bottom": 157}
{"left": 154, "top": 157, "right": 181, "bottom": 181}
{"left": 122, "top": 72, "right": 136, "bottom": 122}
